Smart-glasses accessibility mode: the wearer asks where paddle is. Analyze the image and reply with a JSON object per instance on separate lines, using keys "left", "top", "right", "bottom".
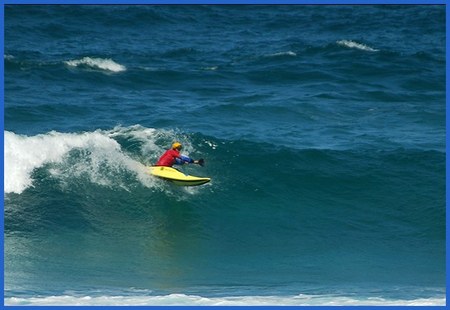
{"left": 195, "top": 158, "right": 205, "bottom": 167}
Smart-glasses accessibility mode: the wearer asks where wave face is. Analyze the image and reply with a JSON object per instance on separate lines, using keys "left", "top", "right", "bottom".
{"left": 4, "top": 4, "right": 446, "bottom": 306}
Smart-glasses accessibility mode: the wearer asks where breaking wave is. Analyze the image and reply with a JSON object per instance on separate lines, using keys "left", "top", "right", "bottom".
{"left": 5, "top": 293, "right": 445, "bottom": 306}
{"left": 64, "top": 57, "right": 127, "bottom": 72}
{"left": 336, "top": 40, "right": 379, "bottom": 52}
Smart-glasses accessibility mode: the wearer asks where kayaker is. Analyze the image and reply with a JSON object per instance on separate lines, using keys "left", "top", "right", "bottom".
{"left": 155, "top": 142, "right": 204, "bottom": 167}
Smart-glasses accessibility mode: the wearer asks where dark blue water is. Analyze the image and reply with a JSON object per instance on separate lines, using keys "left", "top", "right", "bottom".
{"left": 4, "top": 5, "right": 445, "bottom": 306}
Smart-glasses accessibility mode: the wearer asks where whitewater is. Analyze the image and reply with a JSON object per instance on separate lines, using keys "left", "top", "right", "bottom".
{"left": 5, "top": 293, "right": 445, "bottom": 306}
{"left": 5, "top": 127, "right": 156, "bottom": 194}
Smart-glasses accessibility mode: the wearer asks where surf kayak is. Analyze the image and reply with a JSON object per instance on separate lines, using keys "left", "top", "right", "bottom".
{"left": 149, "top": 166, "right": 210, "bottom": 186}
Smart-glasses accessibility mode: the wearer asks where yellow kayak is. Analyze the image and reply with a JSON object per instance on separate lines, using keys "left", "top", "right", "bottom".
{"left": 149, "top": 166, "right": 211, "bottom": 186}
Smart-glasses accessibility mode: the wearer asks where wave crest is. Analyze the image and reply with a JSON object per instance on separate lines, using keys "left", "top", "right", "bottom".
{"left": 64, "top": 57, "right": 127, "bottom": 72}
{"left": 267, "top": 51, "right": 297, "bottom": 57}
{"left": 5, "top": 128, "right": 151, "bottom": 194}
{"left": 336, "top": 40, "right": 379, "bottom": 52}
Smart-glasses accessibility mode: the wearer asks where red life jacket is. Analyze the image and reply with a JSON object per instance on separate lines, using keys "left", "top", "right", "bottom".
{"left": 155, "top": 149, "right": 180, "bottom": 167}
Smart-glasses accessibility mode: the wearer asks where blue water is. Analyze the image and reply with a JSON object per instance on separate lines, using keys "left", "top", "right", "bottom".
{"left": 4, "top": 5, "right": 446, "bottom": 306}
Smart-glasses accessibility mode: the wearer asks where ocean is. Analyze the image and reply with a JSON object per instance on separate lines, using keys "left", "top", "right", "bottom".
{"left": 3, "top": 4, "right": 446, "bottom": 306}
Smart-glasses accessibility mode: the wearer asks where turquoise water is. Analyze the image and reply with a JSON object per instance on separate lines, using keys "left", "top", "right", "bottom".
{"left": 4, "top": 5, "right": 446, "bottom": 306}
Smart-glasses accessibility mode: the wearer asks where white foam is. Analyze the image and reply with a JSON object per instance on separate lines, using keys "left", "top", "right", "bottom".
{"left": 268, "top": 51, "right": 297, "bottom": 57}
{"left": 336, "top": 40, "right": 379, "bottom": 52}
{"left": 4, "top": 293, "right": 445, "bottom": 306}
{"left": 64, "top": 57, "right": 126, "bottom": 72}
{"left": 106, "top": 125, "right": 162, "bottom": 156}
{"left": 4, "top": 128, "right": 155, "bottom": 194}
{"left": 202, "top": 66, "right": 219, "bottom": 71}
{"left": 5, "top": 130, "right": 116, "bottom": 193}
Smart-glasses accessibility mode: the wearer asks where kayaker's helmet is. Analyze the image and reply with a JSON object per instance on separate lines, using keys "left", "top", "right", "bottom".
{"left": 172, "top": 142, "right": 182, "bottom": 150}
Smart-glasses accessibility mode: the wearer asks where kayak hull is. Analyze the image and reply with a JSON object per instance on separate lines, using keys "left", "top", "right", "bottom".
{"left": 149, "top": 166, "right": 210, "bottom": 186}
